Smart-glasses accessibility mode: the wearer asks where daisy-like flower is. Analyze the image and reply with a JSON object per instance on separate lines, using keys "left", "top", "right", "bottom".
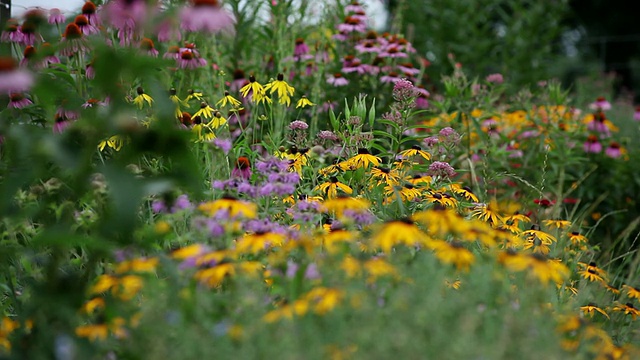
{"left": 523, "top": 225, "right": 557, "bottom": 244}
{"left": 216, "top": 91, "right": 242, "bottom": 108}
{"left": 198, "top": 195, "right": 257, "bottom": 219}
{"left": 385, "top": 183, "right": 422, "bottom": 202}
{"left": 543, "top": 219, "right": 571, "bottom": 229}
{"left": 191, "top": 116, "right": 216, "bottom": 142}
{"left": 180, "top": 0, "right": 234, "bottom": 34}
{"left": 580, "top": 303, "right": 610, "bottom": 319}
{"left": 98, "top": 135, "right": 125, "bottom": 151}
{"left": 133, "top": 87, "right": 153, "bottom": 109}
{"left": 296, "top": 95, "right": 315, "bottom": 108}
{"left": 583, "top": 135, "right": 602, "bottom": 153}
{"left": 372, "top": 218, "right": 431, "bottom": 253}
{"left": 236, "top": 231, "right": 286, "bottom": 254}
{"left": 82, "top": 1, "right": 100, "bottom": 25}
{"left": 346, "top": 148, "right": 381, "bottom": 169}
{"left": 264, "top": 73, "right": 295, "bottom": 106}
{"left": 240, "top": 75, "right": 270, "bottom": 104}
{"left": 8, "top": 93, "right": 33, "bottom": 109}
{"left": 612, "top": 303, "right": 640, "bottom": 320}
{"left": 49, "top": 8, "right": 66, "bottom": 25}
{"left": 177, "top": 49, "right": 207, "bottom": 69}
{"left": 380, "top": 71, "right": 402, "bottom": 83}
{"left": 568, "top": 232, "right": 588, "bottom": 245}
{"left": 194, "top": 102, "right": 214, "bottom": 119}
{"left": 0, "top": 57, "right": 34, "bottom": 94}
{"left": 449, "top": 184, "right": 478, "bottom": 203}
{"left": 60, "top": 23, "right": 89, "bottom": 57}
{"left": 399, "top": 145, "right": 431, "bottom": 161}
{"left": 207, "top": 111, "right": 227, "bottom": 129}
{"left": 337, "top": 15, "right": 366, "bottom": 33}
{"left": 471, "top": 200, "right": 503, "bottom": 226}
{"left": 140, "top": 38, "right": 159, "bottom": 57}
{"left": 293, "top": 38, "right": 310, "bottom": 59}
{"left": 186, "top": 89, "right": 204, "bottom": 102}
{"left": 321, "top": 195, "right": 370, "bottom": 219}
{"left": 432, "top": 241, "right": 475, "bottom": 271}
{"left": 370, "top": 166, "right": 400, "bottom": 186}
{"left": 622, "top": 284, "right": 640, "bottom": 300}
{"left": 327, "top": 73, "right": 349, "bottom": 86}
{"left": 510, "top": 253, "right": 568, "bottom": 285}
{"left": 1, "top": 18, "right": 22, "bottom": 43}
{"left": 232, "top": 157, "right": 252, "bottom": 179}
{"left": 315, "top": 177, "right": 353, "bottom": 199}
{"left": 578, "top": 267, "right": 605, "bottom": 283}
{"left": 589, "top": 96, "right": 612, "bottom": 111}
{"left": 605, "top": 141, "right": 622, "bottom": 158}
{"left": 74, "top": 15, "right": 98, "bottom": 35}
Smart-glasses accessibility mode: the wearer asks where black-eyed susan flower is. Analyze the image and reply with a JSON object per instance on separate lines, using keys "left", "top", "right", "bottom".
{"left": 115, "top": 257, "right": 159, "bottom": 274}
{"left": 346, "top": 148, "right": 381, "bottom": 169}
{"left": 543, "top": 219, "right": 572, "bottom": 229}
{"left": 408, "top": 174, "right": 432, "bottom": 188}
{"left": 370, "top": 166, "right": 400, "bottom": 186}
{"left": 82, "top": 297, "right": 106, "bottom": 314}
{"left": 322, "top": 229, "right": 358, "bottom": 253}
{"left": 194, "top": 262, "right": 235, "bottom": 288}
{"left": 75, "top": 323, "right": 109, "bottom": 342}
{"left": 622, "top": 285, "right": 640, "bottom": 300}
{"left": 449, "top": 184, "right": 478, "bottom": 202}
{"left": 194, "top": 102, "right": 215, "bottom": 119}
{"left": 603, "top": 283, "right": 620, "bottom": 295}
{"left": 580, "top": 303, "right": 610, "bottom": 319}
{"left": 296, "top": 95, "right": 315, "bottom": 108}
{"left": 198, "top": 196, "right": 257, "bottom": 218}
{"left": 424, "top": 191, "right": 457, "bottom": 208}
{"left": 471, "top": 200, "right": 503, "bottom": 226}
{"left": 133, "top": 87, "right": 153, "bottom": 109}
{"left": 169, "top": 87, "right": 188, "bottom": 117}
{"left": 523, "top": 236, "right": 550, "bottom": 255}
{"left": 612, "top": 303, "right": 640, "bottom": 320}
{"left": 523, "top": 225, "right": 557, "bottom": 244}
{"left": 364, "top": 258, "right": 399, "bottom": 282}
{"left": 385, "top": 183, "right": 422, "bottom": 202}
{"left": 321, "top": 195, "right": 369, "bottom": 218}
{"left": 264, "top": 73, "right": 295, "bottom": 106}
{"left": 568, "top": 232, "right": 588, "bottom": 245}
{"left": 236, "top": 231, "right": 286, "bottom": 254}
{"left": 315, "top": 176, "right": 353, "bottom": 199}
{"left": 503, "top": 211, "right": 531, "bottom": 226}
{"left": 431, "top": 240, "right": 475, "bottom": 271}
{"left": 398, "top": 144, "right": 431, "bottom": 161}
{"left": 191, "top": 116, "right": 216, "bottom": 142}
{"left": 216, "top": 90, "right": 242, "bottom": 108}
{"left": 372, "top": 218, "right": 431, "bottom": 253}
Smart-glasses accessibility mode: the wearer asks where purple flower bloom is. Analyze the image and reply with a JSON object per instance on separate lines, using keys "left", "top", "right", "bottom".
{"left": 380, "top": 72, "right": 402, "bottom": 83}
{"left": 48, "top": 8, "right": 66, "bottom": 25}
{"left": 8, "top": 93, "right": 32, "bottom": 109}
{"left": 605, "top": 142, "right": 622, "bottom": 158}
{"left": 485, "top": 73, "right": 504, "bottom": 84}
{"left": 583, "top": 136, "right": 602, "bottom": 153}
{"left": 589, "top": 97, "right": 611, "bottom": 111}
{"left": 288, "top": 120, "right": 309, "bottom": 130}
{"left": 327, "top": 73, "right": 349, "bottom": 86}
{"left": 392, "top": 78, "right": 418, "bottom": 102}
{"left": 286, "top": 261, "right": 299, "bottom": 278}
{"left": 634, "top": 106, "right": 640, "bottom": 121}
{"left": 428, "top": 161, "right": 456, "bottom": 179}
{"left": 177, "top": 49, "right": 207, "bottom": 69}
{"left": 180, "top": 0, "right": 235, "bottom": 34}
{"left": 0, "top": 57, "right": 34, "bottom": 93}
{"left": 212, "top": 138, "right": 232, "bottom": 154}
{"left": 317, "top": 130, "right": 338, "bottom": 141}
{"left": 423, "top": 136, "right": 439, "bottom": 147}
{"left": 304, "top": 263, "right": 321, "bottom": 280}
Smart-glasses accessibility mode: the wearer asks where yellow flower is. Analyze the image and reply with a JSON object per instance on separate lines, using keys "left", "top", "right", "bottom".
{"left": 372, "top": 219, "right": 431, "bottom": 253}
{"left": 296, "top": 95, "right": 315, "bottom": 108}
{"left": 207, "top": 111, "right": 227, "bottom": 129}
{"left": 115, "top": 257, "right": 159, "bottom": 274}
{"left": 431, "top": 240, "right": 475, "bottom": 271}
{"left": 580, "top": 303, "right": 610, "bottom": 319}
{"left": 194, "top": 263, "right": 235, "bottom": 288}
{"left": 612, "top": 302, "right": 640, "bottom": 320}
{"left": 117, "top": 275, "right": 143, "bottom": 300}
{"left": 186, "top": 89, "right": 203, "bottom": 102}
{"left": 315, "top": 177, "right": 353, "bottom": 199}
{"left": 198, "top": 196, "right": 257, "bottom": 219}
{"left": 191, "top": 117, "right": 216, "bottom": 142}
{"left": 264, "top": 73, "right": 295, "bottom": 106}
{"left": 240, "top": 75, "right": 270, "bottom": 104}
{"left": 133, "top": 87, "right": 153, "bottom": 109}
{"left": 370, "top": 166, "right": 401, "bottom": 186}
{"left": 75, "top": 323, "right": 108, "bottom": 342}
{"left": 523, "top": 226, "right": 557, "bottom": 244}
{"left": 543, "top": 219, "right": 571, "bottom": 229}
{"left": 194, "top": 102, "right": 215, "bottom": 119}
{"left": 90, "top": 274, "right": 118, "bottom": 295}
{"left": 82, "top": 297, "right": 105, "bottom": 314}
{"left": 98, "top": 135, "right": 125, "bottom": 151}
{"left": 216, "top": 91, "right": 242, "bottom": 108}
{"left": 449, "top": 184, "right": 478, "bottom": 202}
{"left": 345, "top": 148, "right": 381, "bottom": 169}
{"left": 471, "top": 199, "right": 503, "bottom": 226}
{"left": 364, "top": 258, "right": 398, "bottom": 282}
{"left": 321, "top": 195, "right": 370, "bottom": 218}
{"left": 398, "top": 145, "right": 431, "bottom": 161}
{"left": 568, "top": 232, "right": 588, "bottom": 245}
{"left": 622, "top": 284, "right": 640, "bottom": 300}
{"left": 170, "top": 88, "right": 188, "bottom": 117}
{"left": 236, "top": 231, "right": 286, "bottom": 254}
{"left": 172, "top": 244, "right": 207, "bottom": 260}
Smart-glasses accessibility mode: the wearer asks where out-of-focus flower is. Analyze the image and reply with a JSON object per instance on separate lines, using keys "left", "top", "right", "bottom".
{"left": 48, "top": 8, "right": 66, "bottom": 25}
{"left": 485, "top": 73, "right": 504, "bottom": 84}
{"left": 327, "top": 73, "right": 349, "bottom": 86}
{"left": 0, "top": 57, "right": 34, "bottom": 93}
{"left": 589, "top": 96, "right": 611, "bottom": 111}
{"left": 180, "top": 0, "right": 235, "bottom": 34}
{"left": 583, "top": 135, "right": 602, "bottom": 153}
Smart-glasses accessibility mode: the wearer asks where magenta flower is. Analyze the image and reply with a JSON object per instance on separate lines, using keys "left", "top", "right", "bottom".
{"left": 180, "top": 0, "right": 235, "bottom": 34}
{"left": 0, "top": 57, "right": 34, "bottom": 93}
{"left": 7, "top": 93, "right": 33, "bottom": 109}
{"left": 392, "top": 78, "right": 418, "bottom": 102}
{"left": 605, "top": 142, "right": 622, "bottom": 158}
{"left": 288, "top": 120, "right": 309, "bottom": 130}
{"left": 635, "top": 106, "right": 640, "bottom": 121}
{"left": 428, "top": 161, "right": 456, "bottom": 179}
{"left": 337, "top": 16, "right": 366, "bottom": 33}
{"left": 60, "top": 23, "right": 89, "bottom": 56}
{"left": 327, "top": 73, "right": 349, "bottom": 86}
{"left": 101, "top": 0, "right": 151, "bottom": 46}
{"left": 486, "top": 73, "right": 504, "bottom": 84}
{"left": 583, "top": 135, "right": 602, "bottom": 153}
{"left": 48, "top": 8, "right": 66, "bottom": 25}
{"left": 81, "top": 1, "right": 100, "bottom": 26}
{"left": 379, "top": 45, "right": 407, "bottom": 58}
{"left": 294, "top": 38, "right": 309, "bottom": 57}
{"left": 74, "top": 15, "right": 98, "bottom": 36}
{"left": 140, "top": 38, "right": 159, "bottom": 57}
{"left": 589, "top": 96, "right": 611, "bottom": 111}
{"left": 232, "top": 157, "right": 252, "bottom": 180}
{"left": 345, "top": 1, "right": 365, "bottom": 13}
{"left": 355, "top": 40, "right": 381, "bottom": 53}
{"left": 1, "top": 19, "right": 23, "bottom": 43}
{"left": 177, "top": 49, "right": 207, "bottom": 69}
{"left": 380, "top": 72, "right": 402, "bottom": 84}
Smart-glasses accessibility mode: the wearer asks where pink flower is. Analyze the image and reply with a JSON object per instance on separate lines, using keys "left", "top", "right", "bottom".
{"left": 605, "top": 142, "right": 622, "bottom": 158}
{"left": 486, "top": 73, "right": 504, "bottom": 84}
{"left": 0, "top": 57, "right": 34, "bottom": 93}
{"left": 101, "top": 0, "right": 151, "bottom": 46}
{"left": 583, "top": 135, "right": 602, "bottom": 153}
{"left": 288, "top": 120, "right": 308, "bottom": 130}
{"left": 7, "top": 93, "right": 33, "bottom": 109}
{"left": 635, "top": 106, "right": 640, "bottom": 121}
{"left": 180, "top": 0, "right": 235, "bottom": 34}
{"left": 1, "top": 19, "right": 23, "bottom": 43}
{"left": 355, "top": 40, "right": 381, "bottom": 53}
{"left": 81, "top": 1, "right": 100, "bottom": 26}
{"left": 48, "top": 8, "right": 66, "bottom": 25}
{"left": 60, "top": 23, "right": 89, "bottom": 57}
{"left": 327, "top": 73, "right": 349, "bottom": 86}
{"left": 380, "top": 72, "right": 402, "bottom": 84}
{"left": 589, "top": 96, "right": 611, "bottom": 111}
{"left": 428, "top": 161, "right": 456, "bottom": 179}
{"left": 140, "top": 38, "right": 159, "bottom": 57}
{"left": 177, "top": 49, "right": 207, "bottom": 69}
{"left": 345, "top": 1, "right": 365, "bottom": 13}
{"left": 337, "top": 16, "right": 366, "bottom": 33}
{"left": 294, "top": 38, "right": 309, "bottom": 57}
{"left": 379, "top": 45, "right": 407, "bottom": 58}
{"left": 74, "top": 15, "right": 99, "bottom": 36}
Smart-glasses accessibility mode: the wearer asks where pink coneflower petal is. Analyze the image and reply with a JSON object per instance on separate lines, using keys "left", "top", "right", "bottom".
{"left": 0, "top": 57, "right": 34, "bottom": 93}
{"left": 180, "top": 0, "right": 235, "bottom": 33}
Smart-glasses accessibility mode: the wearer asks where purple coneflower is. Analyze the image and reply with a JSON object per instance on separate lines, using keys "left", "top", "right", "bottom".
{"left": 337, "top": 15, "right": 366, "bottom": 33}
{"left": 101, "top": 0, "right": 150, "bottom": 46}
{"left": 53, "top": 114, "right": 73, "bottom": 133}
{"left": 8, "top": 93, "right": 33, "bottom": 109}
{"left": 177, "top": 49, "right": 207, "bottom": 69}
{"left": 81, "top": 1, "right": 100, "bottom": 26}
{"left": 1, "top": 19, "right": 22, "bottom": 43}
{"left": 380, "top": 71, "right": 402, "bottom": 84}
{"left": 60, "top": 23, "right": 89, "bottom": 56}
{"left": 605, "top": 142, "right": 622, "bottom": 158}
{"left": 589, "top": 96, "right": 611, "bottom": 111}
{"left": 345, "top": 1, "right": 365, "bottom": 13}
{"left": 0, "top": 57, "right": 34, "bottom": 93}
{"left": 48, "top": 8, "right": 65, "bottom": 25}
{"left": 232, "top": 157, "right": 252, "bottom": 180}
{"left": 635, "top": 106, "right": 640, "bottom": 121}
{"left": 74, "top": 15, "right": 98, "bottom": 35}
{"left": 583, "top": 135, "right": 602, "bottom": 153}
{"left": 327, "top": 73, "right": 349, "bottom": 86}
{"left": 486, "top": 73, "right": 504, "bottom": 84}
{"left": 379, "top": 45, "right": 407, "bottom": 58}
{"left": 294, "top": 38, "right": 309, "bottom": 57}
{"left": 180, "top": 0, "right": 234, "bottom": 34}
{"left": 140, "top": 38, "right": 159, "bottom": 57}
